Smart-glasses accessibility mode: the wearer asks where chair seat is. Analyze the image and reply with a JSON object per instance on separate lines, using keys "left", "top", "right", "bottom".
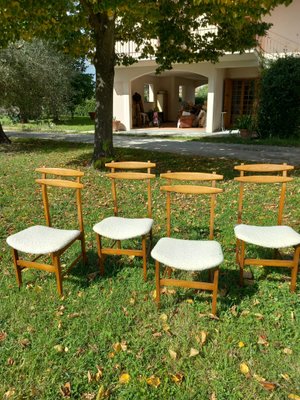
{"left": 93, "top": 216, "right": 153, "bottom": 240}
{"left": 151, "top": 237, "right": 223, "bottom": 271}
{"left": 234, "top": 224, "right": 300, "bottom": 249}
{"left": 6, "top": 225, "right": 81, "bottom": 254}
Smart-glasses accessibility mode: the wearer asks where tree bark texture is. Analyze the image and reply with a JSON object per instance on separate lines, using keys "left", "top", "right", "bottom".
{"left": 0, "top": 122, "right": 11, "bottom": 144}
{"left": 92, "top": 13, "right": 115, "bottom": 160}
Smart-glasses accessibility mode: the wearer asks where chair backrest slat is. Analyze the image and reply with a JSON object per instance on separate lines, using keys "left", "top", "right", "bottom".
{"left": 105, "top": 161, "right": 156, "bottom": 218}
{"left": 160, "top": 171, "right": 223, "bottom": 239}
{"left": 234, "top": 163, "right": 294, "bottom": 225}
{"left": 35, "top": 168, "right": 84, "bottom": 231}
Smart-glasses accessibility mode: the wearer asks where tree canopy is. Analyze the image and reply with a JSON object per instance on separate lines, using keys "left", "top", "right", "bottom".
{"left": 0, "top": 0, "right": 293, "bottom": 156}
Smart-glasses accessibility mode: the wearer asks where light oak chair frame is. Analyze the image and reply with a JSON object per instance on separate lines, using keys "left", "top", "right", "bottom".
{"left": 95, "top": 161, "right": 156, "bottom": 281}
{"left": 154, "top": 172, "right": 223, "bottom": 315}
{"left": 234, "top": 163, "right": 300, "bottom": 291}
{"left": 9, "top": 167, "right": 86, "bottom": 296}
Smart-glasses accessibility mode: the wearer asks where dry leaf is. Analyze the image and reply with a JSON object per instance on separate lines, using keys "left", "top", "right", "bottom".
{"left": 210, "top": 392, "right": 217, "bottom": 400}
{"left": 19, "top": 338, "right": 30, "bottom": 347}
{"left": 7, "top": 357, "right": 15, "bottom": 366}
{"left": 119, "top": 373, "right": 130, "bottom": 384}
{"left": 0, "top": 331, "right": 7, "bottom": 341}
{"left": 146, "top": 375, "right": 161, "bottom": 387}
{"left": 281, "top": 373, "right": 290, "bottom": 382}
{"left": 240, "top": 310, "right": 250, "bottom": 317}
{"left": 257, "top": 335, "right": 269, "bottom": 346}
{"left": 82, "top": 393, "right": 95, "bottom": 400}
{"left": 169, "top": 349, "right": 177, "bottom": 360}
{"left": 152, "top": 332, "right": 162, "bottom": 338}
{"left": 54, "top": 344, "right": 64, "bottom": 353}
{"left": 260, "top": 381, "right": 277, "bottom": 391}
{"left": 152, "top": 290, "right": 157, "bottom": 299}
{"left": 230, "top": 305, "right": 238, "bottom": 316}
{"left": 253, "top": 373, "right": 265, "bottom": 383}
{"left": 4, "top": 389, "right": 15, "bottom": 399}
{"left": 238, "top": 341, "right": 245, "bottom": 348}
{"left": 161, "top": 288, "right": 176, "bottom": 295}
{"left": 171, "top": 372, "right": 184, "bottom": 384}
{"left": 60, "top": 382, "right": 71, "bottom": 398}
{"left": 108, "top": 352, "right": 115, "bottom": 359}
{"left": 186, "top": 299, "right": 194, "bottom": 304}
{"left": 290, "top": 311, "right": 295, "bottom": 321}
{"left": 189, "top": 348, "right": 199, "bottom": 357}
{"left": 96, "top": 366, "right": 103, "bottom": 381}
{"left": 288, "top": 394, "right": 300, "bottom": 400}
{"left": 129, "top": 297, "right": 136, "bottom": 305}
{"left": 239, "top": 362, "right": 250, "bottom": 375}
{"left": 95, "top": 385, "right": 105, "bottom": 400}
{"left": 200, "top": 331, "right": 207, "bottom": 345}
{"left": 162, "top": 323, "right": 170, "bottom": 332}
{"left": 254, "top": 313, "right": 264, "bottom": 320}
{"left": 67, "top": 312, "right": 81, "bottom": 319}
{"left": 113, "top": 342, "right": 122, "bottom": 353}
{"left": 160, "top": 313, "right": 168, "bottom": 322}
{"left": 283, "top": 347, "right": 293, "bottom": 355}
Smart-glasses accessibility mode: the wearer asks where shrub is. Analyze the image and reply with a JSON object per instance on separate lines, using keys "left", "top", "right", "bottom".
{"left": 257, "top": 56, "right": 300, "bottom": 139}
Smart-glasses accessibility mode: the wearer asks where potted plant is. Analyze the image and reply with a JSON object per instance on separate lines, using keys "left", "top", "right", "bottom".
{"left": 234, "top": 114, "right": 255, "bottom": 138}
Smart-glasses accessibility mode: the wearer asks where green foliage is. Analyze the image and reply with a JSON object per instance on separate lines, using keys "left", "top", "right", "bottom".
{"left": 257, "top": 56, "right": 300, "bottom": 139}
{"left": 74, "top": 98, "right": 96, "bottom": 117}
{"left": 0, "top": 140, "right": 300, "bottom": 399}
{"left": 0, "top": 0, "right": 294, "bottom": 157}
{"left": 0, "top": 40, "right": 95, "bottom": 122}
{"left": 195, "top": 84, "right": 208, "bottom": 105}
{"left": 234, "top": 115, "right": 255, "bottom": 131}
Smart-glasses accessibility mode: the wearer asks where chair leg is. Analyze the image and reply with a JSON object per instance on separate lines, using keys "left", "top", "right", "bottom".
{"left": 239, "top": 240, "right": 246, "bottom": 287}
{"left": 290, "top": 245, "right": 300, "bottom": 293}
{"left": 155, "top": 260, "right": 161, "bottom": 308}
{"left": 142, "top": 235, "right": 147, "bottom": 281}
{"left": 211, "top": 268, "right": 219, "bottom": 316}
{"left": 96, "top": 234, "right": 105, "bottom": 276}
{"left": 53, "top": 254, "right": 63, "bottom": 296}
{"left": 12, "top": 249, "right": 22, "bottom": 288}
{"left": 81, "top": 234, "right": 87, "bottom": 265}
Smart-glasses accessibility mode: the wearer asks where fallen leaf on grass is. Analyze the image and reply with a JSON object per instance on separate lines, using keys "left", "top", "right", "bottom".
{"left": 257, "top": 335, "right": 269, "bottom": 346}
{"left": 189, "top": 348, "right": 199, "bottom": 357}
{"left": 152, "top": 332, "right": 162, "bottom": 338}
{"left": 283, "top": 347, "right": 293, "bottom": 355}
{"left": 87, "top": 272, "right": 98, "bottom": 282}
{"left": 4, "top": 389, "right": 15, "bottom": 399}
{"left": 253, "top": 373, "right": 265, "bottom": 382}
{"left": 170, "top": 372, "right": 184, "bottom": 384}
{"left": 254, "top": 313, "right": 264, "bottom": 320}
{"left": 186, "top": 299, "right": 194, "bottom": 304}
{"left": 240, "top": 310, "right": 250, "bottom": 317}
{"left": 210, "top": 392, "right": 217, "bottom": 400}
{"left": 260, "top": 381, "right": 277, "bottom": 391}
{"left": 0, "top": 331, "right": 7, "bottom": 341}
{"left": 146, "top": 375, "right": 161, "bottom": 387}
{"left": 119, "top": 373, "right": 130, "bottom": 384}
{"left": 288, "top": 394, "right": 300, "bottom": 400}
{"left": 281, "top": 373, "right": 290, "bottom": 382}
{"left": 159, "top": 313, "right": 168, "bottom": 322}
{"left": 230, "top": 305, "right": 238, "bottom": 316}
{"left": 60, "top": 382, "right": 71, "bottom": 398}
{"left": 19, "top": 338, "right": 30, "bottom": 347}
{"left": 238, "top": 341, "right": 245, "bottom": 348}
{"left": 95, "top": 385, "right": 105, "bottom": 400}
{"left": 168, "top": 349, "right": 177, "bottom": 360}
{"left": 7, "top": 357, "right": 15, "bottom": 366}
{"left": 53, "top": 344, "right": 64, "bottom": 353}
{"left": 161, "top": 287, "right": 176, "bottom": 295}
{"left": 239, "top": 362, "right": 250, "bottom": 376}
{"left": 67, "top": 312, "right": 81, "bottom": 319}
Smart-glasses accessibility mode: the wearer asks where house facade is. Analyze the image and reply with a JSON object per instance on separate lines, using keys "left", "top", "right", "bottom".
{"left": 113, "top": 1, "right": 300, "bottom": 132}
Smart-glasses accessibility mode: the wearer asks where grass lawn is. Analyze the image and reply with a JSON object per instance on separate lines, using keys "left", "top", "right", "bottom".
{"left": 1, "top": 139, "right": 300, "bottom": 400}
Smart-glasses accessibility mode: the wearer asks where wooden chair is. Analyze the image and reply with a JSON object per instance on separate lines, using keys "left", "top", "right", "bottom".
{"left": 151, "top": 172, "right": 224, "bottom": 315}
{"left": 93, "top": 161, "right": 156, "bottom": 281}
{"left": 234, "top": 163, "right": 300, "bottom": 291}
{"left": 6, "top": 168, "right": 86, "bottom": 296}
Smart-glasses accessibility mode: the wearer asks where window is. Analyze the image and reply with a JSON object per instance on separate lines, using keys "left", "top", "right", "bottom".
{"left": 144, "top": 83, "right": 154, "bottom": 102}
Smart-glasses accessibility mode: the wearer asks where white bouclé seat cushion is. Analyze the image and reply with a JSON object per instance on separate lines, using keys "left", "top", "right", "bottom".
{"left": 93, "top": 216, "right": 153, "bottom": 240}
{"left": 6, "top": 225, "right": 81, "bottom": 254}
{"left": 234, "top": 224, "right": 300, "bottom": 249}
{"left": 151, "top": 237, "right": 224, "bottom": 271}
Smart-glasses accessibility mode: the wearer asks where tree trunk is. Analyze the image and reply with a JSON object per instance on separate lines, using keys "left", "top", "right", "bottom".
{"left": 92, "top": 13, "right": 115, "bottom": 161}
{"left": 0, "top": 122, "right": 11, "bottom": 144}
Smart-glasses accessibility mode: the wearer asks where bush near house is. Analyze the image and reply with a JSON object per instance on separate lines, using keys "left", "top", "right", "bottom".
{"left": 257, "top": 56, "right": 300, "bottom": 139}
